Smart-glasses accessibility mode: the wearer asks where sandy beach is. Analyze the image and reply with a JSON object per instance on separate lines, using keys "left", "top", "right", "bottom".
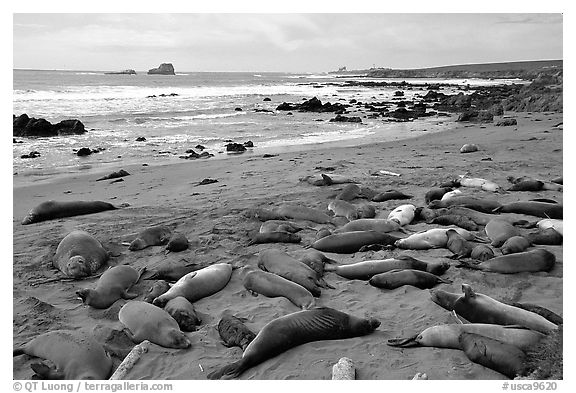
{"left": 12, "top": 111, "right": 563, "bottom": 380}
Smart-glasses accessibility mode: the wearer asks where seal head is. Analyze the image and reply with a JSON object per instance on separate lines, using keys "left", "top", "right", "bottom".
{"left": 67, "top": 256, "right": 90, "bottom": 277}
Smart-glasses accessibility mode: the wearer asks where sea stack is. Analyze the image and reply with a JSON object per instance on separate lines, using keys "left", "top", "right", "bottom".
{"left": 148, "top": 63, "right": 176, "bottom": 75}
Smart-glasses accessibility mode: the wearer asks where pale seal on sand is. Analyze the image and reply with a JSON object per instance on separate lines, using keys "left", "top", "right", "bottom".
{"left": 459, "top": 176, "right": 501, "bottom": 192}
{"left": 129, "top": 225, "right": 172, "bottom": 251}
{"left": 429, "top": 284, "right": 557, "bottom": 334}
{"left": 153, "top": 263, "right": 232, "bottom": 307}
{"left": 460, "top": 144, "right": 478, "bottom": 153}
{"left": 485, "top": 219, "right": 521, "bottom": 247}
{"left": 13, "top": 329, "right": 113, "bottom": 379}
{"left": 21, "top": 200, "right": 118, "bottom": 225}
{"left": 457, "top": 248, "right": 555, "bottom": 274}
{"left": 242, "top": 268, "right": 315, "bottom": 309}
{"left": 387, "top": 204, "right": 416, "bottom": 226}
{"left": 217, "top": 315, "right": 257, "bottom": 351}
{"left": 259, "top": 220, "right": 303, "bottom": 234}
{"left": 394, "top": 228, "right": 449, "bottom": 250}
{"left": 459, "top": 332, "right": 528, "bottom": 379}
{"left": 207, "top": 307, "right": 380, "bottom": 379}
{"left": 388, "top": 323, "right": 543, "bottom": 351}
{"left": 536, "top": 219, "right": 563, "bottom": 236}
{"left": 425, "top": 187, "right": 453, "bottom": 204}
{"left": 53, "top": 230, "right": 109, "bottom": 278}
{"left": 77, "top": 265, "right": 145, "bottom": 309}
{"left": 369, "top": 269, "right": 451, "bottom": 290}
{"left": 328, "top": 200, "right": 359, "bottom": 221}
{"left": 118, "top": 301, "right": 191, "bottom": 349}
{"left": 440, "top": 189, "right": 463, "bottom": 201}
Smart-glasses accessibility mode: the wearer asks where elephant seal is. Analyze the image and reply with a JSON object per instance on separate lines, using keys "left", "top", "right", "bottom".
{"left": 387, "top": 323, "right": 544, "bottom": 351}
{"left": 508, "top": 179, "right": 544, "bottom": 192}
{"left": 259, "top": 220, "right": 303, "bottom": 234}
{"left": 525, "top": 228, "right": 563, "bottom": 245}
{"left": 425, "top": 187, "right": 453, "bottom": 204}
{"left": 312, "top": 230, "right": 401, "bottom": 254}
{"left": 460, "top": 143, "right": 478, "bottom": 153}
{"left": 242, "top": 268, "right": 315, "bottom": 309}
{"left": 247, "top": 231, "right": 301, "bottom": 245}
{"left": 395, "top": 228, "right": 449, "bottom": 250}
{"left": 537, "top": 219, "right": 563, "bottom": 236}
{"left": 53, "top": 230, "right": 109, "bottom": 278}
{"left": 459, "top": 177, "right": 501, "bottom": 192}
{"left": 428, "top": 196, "right": 502, "bottom": 214}
{"left": 328, "top": 200, "right": 358, "bottom": 220}
{"left": 118, "top": 301, "right": 191, "bottom": 349}
{"left": 164, "top": 296, "right": 201, "bottom": 332}
{"left": 457, "top": 248, "right": 555, "bottom": 273}
{"left": 143, "top": 280, "right": 171, "bottom": 303}
{"left": 275, "top": 204, "right": 332, "bottom": 224}
{"left": 294, "top": 249, "right": 337, "bottom": 278}
{"left": 153, "top": 263, "right": 232, "bottom": 307}
{"left": 325, "top": 254, "right": 449, "bottom": 280}
{"left": 315, "top": 227, "right": 332, "bottom": 240}
{"left": 13, "top": 329, "right": 112, "bottom": 379}
{"left": 470, "top": 244, "right": 495, "bottom": 261}
{"left": 217, "top": 315, "right": 257, "bottom": 351}
{"left": 440, "top": 189, "right": 463, "bottom": 201}
{"left": 77, "top": 265, "right": 145, "bottom": 308}
{"left": 429, "top": 214, "right": 478, "bottom": 231}
{"left": 335, "top": 184, "right": 362, "bottom": 201}
{"left": 165, "top": 232, "right": 189, "bottom": 252}
{"left": 485, "top": 219, "right": 521, "bottom": 247}
{"left": 509, "top": 303, "right": 563, "bottom": 325}
{"left": 207, "top": 307, "right": 380, "bottom": 379}
{"left": 495, "top": 201, "right": 563, "bottom": 219}
{"left": 21, "top": 200, "right": 117, "bottom": 225}
{"left": 429, "top": 284, "right": 558, "bottom": 333}
{"left": 129, "top": 225, "right": 172, "bottom": 251}
{"left": 301, "top": 173, "right": 356, "bottom": 186}
{"left": 459, "top": 332, "right": 528, "bottom": 378}
{"left": 143, "top": 261, "right": 202, "bottom": 282}
{"left": 388, "top": 204, "right": 416, "bottom": 226}
{"left": 371, "top": 190, "right": 413, "bottom": 202}
{"left": 357, "top": 204, "right": 377, "bottom": 219}
{"left": 257, "top": 249, "right": 326, "bottom": 296}
{"left": 369, "top": 269, "right": 451, "bottom": 290}
{"left": 501, "top": 236, "right": 531, "bottom": 255}
{"left": 334, "top": 218, "right": 403, "bottom": 234}
{"left": 244, "top": 208, "right": 286, "bottom": 221}
{"left": 446, "top": 229, "right": 474, "bottom": 259}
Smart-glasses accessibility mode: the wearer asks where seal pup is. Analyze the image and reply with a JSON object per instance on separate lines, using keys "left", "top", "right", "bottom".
{"left": 315, "top": 227, "right": 332, "bottom": 240}
{"left": 425, "top": 187, "right": 453, "bottom": 204}
{"left": 153, "top": 263, "right": 232, "bottom": 307}
{"left": 388, "top": 323, "right": 544, "bottom": 351}
{"left": 53, "top": 230, "right": 109, "bottom": 278}
{"left": 129, "top": 225, "right": 173, "bottom": 251}
{"left": 495, "top": 201, "right": 562, "bottom": 219}
{"left": 164, "top": 296, "right": 201, "bottom": 332}
{"left": 334, "top": 218, "right": 403, "bottom": 234}
{"left": 294, "top": 249, "right": 337, "bottom": 279}
{"left": 387, "top": 204, "right": 416, "bottom": 226}
{"left": 525, "top": 228, "right": 563, "bottom": 246}
{"left": 357, "top": 204, "right": 377, "bottom": 219}
{"left": 165, "top": 232, "right": 189, "bottom": 253}
{"left": 143, "top": 261, "right": 202, "bottom": 282}
{"left": 457, "top": 248, "right": 555, "bottom": 274}
{"left": 312, "top": 230, "right": 401, "bottom": 254}
{"left": 328, "top": 200, "right": 359, "bottom": 221}
{"left": 335, "top": 184, "right": 362, "bottom": 201}
{"left": 460, "top": 144, "right": 478, "bottom": 153}
{"left": 326, "top": 254, "right": 449, "bottom": 280}
{"left": 259, "top": 220, "right": 303, "bottom": 234}
{"left": 459, "top": 176, "right": 501, "bottom": 192}
{"left": 394, "top": 228, "right": 449, "bottom": 250}
{"left": 485, "top": 219, "right": 521, "bottom": 247}
{"left": 207, "top": 307, "right": 380, "bottom": 379}
{"left": 459, "top": 332, "right": 528, "bottom": 379}
{"left": 13, "top": 329, "right": 113, "bottom": 379}
{"left": 143, "top": 280, "right": 171, "bottom": 303}
{"left": 77, "top": 265, "right": 145, "bottom": 309}
{"left": 371, "top": 190, "right": 413, "bottom": 202}
{"left": 429, "top": 284, "right": 558, "bottom": 334}
{"left": 501, "top": 236, "right": 531, "bottom": 255}
{"left": 508, "top": 179, "right": 544, "bottom": 192}
{"left": 119, "top": 301, "right": 191, "bottom": 349}
{"left": 369, "top": 269, "right": 451, "bottom": 290}
{"left": 428, "top": 196, "right": 502, "bottom": 214}
{"left": 470, "top": 244, "right": 495, "bottom": 261}
{"left": 430, "top": 214, "right": 478, "bottom": 231}
{"left": 446, "top": 229, "right": 474, "bottom": 259}
{"left": 217, "top": 315, "right": 257, "bottom": 351}
{"left": 275, "top": 204, "right": 332, "bottom": 224}
{"left": 247, "top": 231, "right": 301, "bottom": 245}
{"left": 257, "top": 249, "right": 325, "bottom": 296}
{"left": 301, "top": 173, "right": 356, "bottom": 186}
{"left": 242, "top": 268, "right": 315, "bottom": 309}
{"left": 22, "top": 200, "right": 118, "bottom": 225}
{"left": 243, "top": 208, "right": 286, "bottom": 221}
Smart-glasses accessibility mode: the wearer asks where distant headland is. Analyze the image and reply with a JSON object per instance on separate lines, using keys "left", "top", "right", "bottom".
{"left": 104, "top": 69, "right": 137, "bottom": 75}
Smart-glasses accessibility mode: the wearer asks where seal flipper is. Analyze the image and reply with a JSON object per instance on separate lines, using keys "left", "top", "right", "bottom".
{"left": 122, "top": 290, "right": 139, "bottom": 300}
{"left": 387, "top": 335, "right": 420, "bottom": 348}
{"left": 31, "top": 362, "right": 65, "bottom": 380}
{"left": 321, "top": 174, "right": 334, "bottom": 186}
{"left": 207, "top": 359, "right": 249, "bottom": 380}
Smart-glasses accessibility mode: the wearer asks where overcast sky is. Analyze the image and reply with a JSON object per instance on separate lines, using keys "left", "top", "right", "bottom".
{"left": 13, "top": 13, "right": 562, "bottom": 72}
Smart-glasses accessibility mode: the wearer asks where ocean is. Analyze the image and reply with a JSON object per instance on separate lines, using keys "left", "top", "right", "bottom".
{"left": 13, "top": 69, "right": 522, "bottom": 181}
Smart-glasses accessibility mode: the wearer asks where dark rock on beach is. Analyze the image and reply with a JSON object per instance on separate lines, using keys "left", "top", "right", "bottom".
{"left": 76, "top": 147, "right": 93, "bottom": 157}
{"left": 226, "top": 143, "right": 247, "bottom": 153}
{"left": 147, "top": 63, "right": 175, "bottom": 75}
{"left": 136, "top": 137, "right": 147, "bottom": 142}
{"left": 13, "top": 114, "right": 86, "bottom": 137}
{"left": 277, "top": 97, "right": 348, "bottom": 113}
{"left": 20, "top": 151, "right": 41, "bottom": 159}
{"left": 457, "top": 110, "right": 494, "bottom": 123}
{"left": 496, "top": 118, "right": 518, "bottom": 126}
{"left": 97, "top": 169, "right": 130, "bottom": 181}
{"left": 329, "top": 114, "right": 362, "bottom": 123}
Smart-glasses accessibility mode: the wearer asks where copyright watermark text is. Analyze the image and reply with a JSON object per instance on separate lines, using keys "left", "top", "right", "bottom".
{"left": 13, "top": 381, "right": 173, "bottom": 393}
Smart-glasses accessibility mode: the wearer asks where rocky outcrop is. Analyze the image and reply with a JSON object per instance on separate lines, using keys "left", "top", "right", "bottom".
{"left": 13, "top": 114, "right": 86, "bottom": 137}
{"left": 276, "top": 97, "right": 348, "bottom": 113}
{"left": 105, "top": 69, "right": 136, "bottom": 75}
{"left": 147, "top": 63, "right": 175, "bottom": 75}
{"left": 457, "top": 110, "right": 494, "bottom": 123}
{"left": 329, "top": 114, "right": 362, "bottom": 123}
{"left": 495, "top": 118, "right": 518, "bottom": 126}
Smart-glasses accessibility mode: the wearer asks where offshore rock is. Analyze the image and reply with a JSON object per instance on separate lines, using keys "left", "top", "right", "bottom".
{"left": 147, "top": 63, "right": 176, "bottom": 75}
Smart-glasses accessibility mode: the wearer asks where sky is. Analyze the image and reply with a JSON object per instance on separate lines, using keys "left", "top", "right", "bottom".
{"left": 12, "top": 12, "right": 563, "bottom": 72}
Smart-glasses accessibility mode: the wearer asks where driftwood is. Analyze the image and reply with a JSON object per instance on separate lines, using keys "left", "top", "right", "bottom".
{"left": 109, "top": 340, "right": 150, "bottom": 380}
{"left": 331, "top": 357, "right": 355, "bottom": 380}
